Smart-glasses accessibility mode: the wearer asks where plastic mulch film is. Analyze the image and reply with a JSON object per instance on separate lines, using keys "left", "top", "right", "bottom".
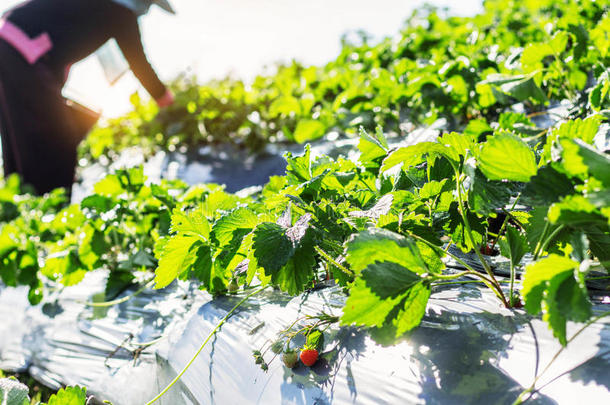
{"left": 0, "top": 271, "right": 608, "bottom": 405}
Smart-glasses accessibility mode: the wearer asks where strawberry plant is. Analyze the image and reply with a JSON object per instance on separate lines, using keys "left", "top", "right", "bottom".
{"left": 0, "top": 1, "right": 608, "bottom": 403}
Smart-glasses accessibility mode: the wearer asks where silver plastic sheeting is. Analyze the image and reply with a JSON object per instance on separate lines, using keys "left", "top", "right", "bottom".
{"left": 0, "top": 271, "right": 206, "bottom": 404}
{"left": 1, "top": 269, "right": 608, "bottom": 405}
{"left": 155, "top": 283, "right": 610, "bottom": 405}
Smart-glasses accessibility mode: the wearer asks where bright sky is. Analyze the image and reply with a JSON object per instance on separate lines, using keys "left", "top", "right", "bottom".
{"left": 2, "top": 0, "right": 482, "bottom": 117}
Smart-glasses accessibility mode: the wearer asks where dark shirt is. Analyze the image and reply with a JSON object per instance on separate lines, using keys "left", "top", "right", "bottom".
{"left": 5, "top": 0, "right": 166, "bottom": 98}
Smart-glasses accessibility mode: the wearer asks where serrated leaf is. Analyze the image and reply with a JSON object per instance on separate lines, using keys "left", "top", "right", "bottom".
{"left": 500, "top": 75, "right": 547, "bottom": 104}
{"left": 93, "top": 174, "right": 124, "bottom": 197}
{"left": 341, "top": 261, "right": 429, "bottom": 336}
{"left": 381, "top": 142, "right": 446, "bottom": 172}
{"left": 522, "top": 255, "right": 577, "bottom": 314}
{"left": 437, "top": 132, "right": 475, "bottom": 160}
{"left": 45, "top": 385, "right": 87, "bottom": 405}
{"left": 553, "top": 116, "right": 601, "bottom": 145}
{"left": 560, "top": 138, "right": 610, "bottom": 187}
{"left": 522, "top": 254, "right": 590, "bottom": 345}
{"left": 190, "top": 244, "right": 227, "bottom": 293}
{"left": 154, "top": 235, "right": 201, "bottom": 288}
{"left": 469, "top": 170, "right": 515, "bottom": 215}
{"left": 346, "top": 229, "right": 429, "bottom": 275}
{"left": 498, "top": 226, "right": 527, "bottom": 268}
{"left": 170, "top": 208, "right": 210, "bottom": 241}
{"left": 212, "top": 207, "right": 259, "bottom": 247}
{"left": 419, "top": 179, "right": 447, "bottom": 200}
{"left": 252, "top": 223, "right": 294, "bottom": 274}
{"left": 151, "top": 184, "right": 176, "bottom": 210}
{"left": 358, "top": 126, "right": 388, "bottom": 165}
{"left": 0, "top": 377, "right": 29, "bottom": 405}
{"left": 521, "top": 165, "right": 575, "bottom": 206}
{"left": 393, "top": 281, "right": 431, "bottom": 335}
{"left": 478, "top": 132, "right": 537, "bottom": 182}
{"left": 274, "top": 238, "right": 316, "bottom": 295}
{"left": 548, "top": 195, "right": 605, "bottom": 227}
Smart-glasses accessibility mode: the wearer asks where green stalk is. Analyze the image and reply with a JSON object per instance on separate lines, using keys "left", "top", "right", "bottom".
{"left": 490, "top": 194, "right": 521, "bottom": 252}
{"left": 408, "top": 232, "right": 505, "bottom": 302}
{"left": 533, "top": 221, "right": 551, "bottom": 261}
{"left": 512, "top": 310, "right": 610, "bottom": 405}
{"left": 314, "top": 246, "right": 354, "bottom": 277}
{"left": 455, "top": 173, "right": 508, "bottom": 306}
{"left": 509, "top": 261, "right": 517, "bottom": 307}
{"left": 536, "top": 225, "right": 565, "bottom": 260}
{"left": 145, "top": 286, "right": 266, "bottom": 404}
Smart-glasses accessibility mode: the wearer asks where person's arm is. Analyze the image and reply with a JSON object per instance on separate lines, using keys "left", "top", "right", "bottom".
{"left": 114, "top": 12, "right": 174, "bottom": 107}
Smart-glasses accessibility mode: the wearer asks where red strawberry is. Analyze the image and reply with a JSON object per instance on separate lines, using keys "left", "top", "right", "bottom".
{"left": 282, "top": 350, "right": 298, "bottom": 368}
{"left": 300, "top": 348, "right": 319, "bottom": 367}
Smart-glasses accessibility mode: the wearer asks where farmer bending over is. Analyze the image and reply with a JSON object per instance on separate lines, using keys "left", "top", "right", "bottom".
{"left": 0, "top": 0, "right": 175, "bottom": 194}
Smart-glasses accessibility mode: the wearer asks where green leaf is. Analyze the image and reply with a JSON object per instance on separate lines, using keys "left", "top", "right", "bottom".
{"left": 293, "top": 119, "right": 326, "bottom": 143}
{"left": 437, "top": 131, "right": 475, "bottom": 160}
{"left": 522, "top": 254, "right": 590, "bottom": 345}
{"left": 252, "top": 223, "right": 294, "bottom": 274}
{"left": 478, "top": 131, "right": 537, "bottom": 182}
{"left": 393, "top": 281, "right": 431, "bottom": 335}
{"left": 501, "top": 75, "right": 547, "bottom": 104}
{"left": 445, "top": 202, "right": 486, "bottom": 252}
{"left": 80, "top": 194, "right": 115, "bottom": 213}
{"left": 498, "top": 226, "right": 527, "bottom": 268}
{"left": 522, "top": 254, "right": 576, "bottom": 314}
{"left": 548, "top": 195, "right": 606, "bottom": 227}
{"left": 341, "top": 260, "right": 429, "bottom": 336}
{"left": 358, "top": 126, "right": 388, "bottom": 166}
{"left": 274, "top": 238, "right": 316, "bottom": 295}
{"left": 170, "top": 208, "right": 210, "bottom": 240}
{"left": 252, "top": 215, "right": 316, "bottom": 294}
{"left": 190, "top": 244, "right": 227, "bottom": 293}
{"left": 42, "top": 251, "right": 85, "bottom": 286}
{"left": 51, "top": 205, "right": 85, "bottom": 233}
{"left": 154, "top": 235, "right": 201, "bottom": 289}
{"left": 78, "top": 225, "right": 109, "bottom": 270}
{"left": 44, "top": 386, "right": 87, "bottom": 405}
{"left": 93, "top": 174, "right": 124, "bottom": 197}
{"left": 0, "top": 377, "right": 30, "bottom": 405}
{"left": 201, "top": 190, "right": 243, "bottom": 218}
{"left": 345, "top": 229, "right": 429, "bottom": 275}
{"left": 212, "top": 208, "right": 259, "bottom": 247}
{"left": 469, "top": 170, "right": 516, "bottom": 215}
{"left": 521, "top": 165, "right": 575, "bottom": 206}
{"left": 560, "top": 139, "right": 610, "bottom": 187}
{"left": 306, "top": 329, "right": 325, "bottom": 351}
{"left": 105, "top": 270, "right": 135, "bottom": 300}
{"left": 549, "top": 31, "right": 569, "bottom": 54}
{"left": 419, "top": 180, "right": 447, "bottom": 200}
{"left": 381, "top": 142, "right": 447, "bottom": 172}
{"left": 553, "top": 116, "right": 601, "bottom": 145}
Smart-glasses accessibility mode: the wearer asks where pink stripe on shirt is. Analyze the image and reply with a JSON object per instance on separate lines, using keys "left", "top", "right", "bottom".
{"left": 0, "top": 18, "right": 52, "bottom": 64}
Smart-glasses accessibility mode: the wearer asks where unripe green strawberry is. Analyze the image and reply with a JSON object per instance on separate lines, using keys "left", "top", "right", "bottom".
{"left": 282, "top": 350, "right": 298, "bottom": 368}
{"left": 227, "top": 279, "right": 239, "bottom": 293}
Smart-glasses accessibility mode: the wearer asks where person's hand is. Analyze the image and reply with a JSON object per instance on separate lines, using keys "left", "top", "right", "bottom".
{"left": 156, "top": 89, "right": 175, "bottom": 108}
